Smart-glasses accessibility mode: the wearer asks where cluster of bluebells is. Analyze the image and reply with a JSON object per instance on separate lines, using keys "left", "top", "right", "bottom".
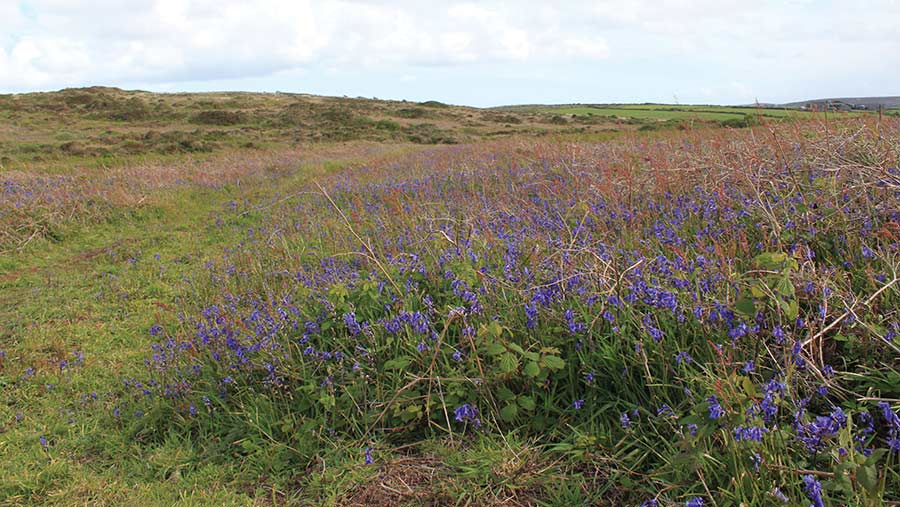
{"left": 115, "top": 127, "right": 900, "bottom": 503}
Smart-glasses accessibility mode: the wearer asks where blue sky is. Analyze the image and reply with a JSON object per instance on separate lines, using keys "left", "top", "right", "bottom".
{"left": 1, "top": 0, "right": 898, "bottom": 107}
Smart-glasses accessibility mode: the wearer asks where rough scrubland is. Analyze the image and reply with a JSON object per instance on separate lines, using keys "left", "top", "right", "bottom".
{"left": 1, "top": 93, "right": 899, "bottom": 507}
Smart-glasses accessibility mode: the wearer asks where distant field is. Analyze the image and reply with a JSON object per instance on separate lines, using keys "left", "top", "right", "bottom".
{"left": 506, "top": 103, "right": 867, "bottom": 122}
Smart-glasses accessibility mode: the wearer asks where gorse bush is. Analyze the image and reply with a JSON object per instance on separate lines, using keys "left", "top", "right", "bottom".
{"left": 125, "top": 120, "right": 899, "bottom": 504}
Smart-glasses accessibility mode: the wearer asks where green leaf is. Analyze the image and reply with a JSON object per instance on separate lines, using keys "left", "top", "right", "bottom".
{"left": 784, "top": 299, "right": 799, "bottom": 320}
{"left": 497, "top": 387, "right": 516, "bottom": 402}
{"left": 318, "top": 394, "right": 335, "bottom": 409}
{"left": 486, "top": 342, "right": 506, "bottom": 356}
{"left": 735, "top": 297, "right": 755, "bottom": 317}
{"left": 383, "top": 356, "right": 412, "bottom": 370}
{"left": 522, "top": 351, "right": 540, "bottom": 361}
{"left": 507, "top": 342, "right": 524, "bottom": 354}
{"left": 749, "top": 283, "right": 766, "bottom": 298}
{"left": 500, "top": 403, "right": 518, "bottom": 421}
{"left": 741, "top": 376, "right": 759, "bottom": 398}
{"left": 857, "top": 464, "right": 879, "bottom": 495}
{"left": 517, "top": 396, "right": 536, "bottom": 411}
{"left": 864, "top": 448, "right": 888, "bottom": 467}
{"left": 524, "top": 361, "right": 541, "bottom": 377}
{"left": 776, "top": 276, "right": 795, "bottom": 297}
{"left": 754, "top": 252, "right": 788, "bottom": 270}
{"left": 541, "top": 355, "right": 565, "bottom": 370}
{"left": 499, "top": 352, "right": 519, "bottom": 373}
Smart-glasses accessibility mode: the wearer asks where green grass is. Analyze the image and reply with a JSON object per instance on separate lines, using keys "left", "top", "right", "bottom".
{"left": 0, "top": 152, "right": 420, "bottom": 506}
{"left": 0, "top": 185, "right": 263, "bottom": 505}
{"left": 2, "top": 95, "right": 897, "bottom": 506}
{"left": 0, "top": 168, "right": 576, "bottom": 506}
{"left": 525, "top": 104, "right": 866, "bottom": 122}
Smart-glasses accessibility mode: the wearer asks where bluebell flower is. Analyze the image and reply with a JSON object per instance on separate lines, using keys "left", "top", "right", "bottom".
{"left": 706, "top": 395, "right": 725, "bottom": 420}
{"left": 564, "top": 308, "right": 586, "bottom": 334}
{"left": 772, "top": 487, "right": 788, "bottom": 502}
{"left": 343, "top": 312, "right": 361, "bottom": 336}
{"left": 734, "top": 425, "right": 768, "bottom": 442}
{"left": 685, "top": 497, "right": 704, "bottom": 507}
{"left": 802, "top": 475, "right": 825, "bottom": 507}
{"left": 878, "top": 402, "right": 900, "bottom": 451}
{"left": 572, "top": 399, "right": 585, "bottom": 410}
{"left": 657, "top": 404, "right": 675, "bottom": 418}
{"left": 454, "top": 403, "right": 481, "bottom": 427}
{"left": 523, "top": 303, "right": 538, "bottom": 329}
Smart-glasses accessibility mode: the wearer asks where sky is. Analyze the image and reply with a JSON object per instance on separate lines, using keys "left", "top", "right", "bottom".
{"left": 1, "top": 0, "right": 898, "bottom": 107}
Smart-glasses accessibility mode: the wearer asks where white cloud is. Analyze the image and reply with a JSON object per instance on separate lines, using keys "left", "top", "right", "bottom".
{"left": 0, "top": 0, "right": 614, "bottom": 90}
{"left": 0, "top": 0, "right": 897, "bottom": 104}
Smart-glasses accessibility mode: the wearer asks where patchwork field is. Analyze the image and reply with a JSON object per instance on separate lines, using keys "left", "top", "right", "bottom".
{"left": 497, "top": 103, "right": 874, "bottom": 125}
{"left": 1, "top": 90, "right": 899, "bottom": 506}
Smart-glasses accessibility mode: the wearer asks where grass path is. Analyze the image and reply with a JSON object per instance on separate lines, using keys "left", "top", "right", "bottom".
{"left": 0, "top": 147, "right": 415, "bottom": 506}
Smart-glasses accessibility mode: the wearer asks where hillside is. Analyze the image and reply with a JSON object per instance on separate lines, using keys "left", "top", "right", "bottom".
{"left": 0, "top": 87, "right": 623, "bottom": 169}
{"left": 782, "top": 96, "right": 900, "bottom": 110}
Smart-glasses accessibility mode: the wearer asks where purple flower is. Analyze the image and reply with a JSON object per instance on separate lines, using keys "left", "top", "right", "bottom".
{"left": 878, "top": 402, "right": 900, "bottom": 451}
{"left": 39, "top": 436, "right": 48, "bottom": 449}
{"left": 685, "top": 423, "right": 698, "bottom": 437}
{"left": 364, "top": 447, "right": 374, "bottom": 465}
{"left": 573, "top": 399, "right": 585, "bottom": 410}
{"left": 454, "top": 403, "right": 481, "bottom": 427}
{"left": 802, "top": 475, "right": 825, "bottom": 507}
{"left": 149, "top": 325, "right": 163, "bottom": 336}
{"left": 620, "top": 412, "right": 631, "bottom": 429}
{"left": 657, "top": 404, "right": 675, "bottom": 418}
{"left": 675, "top": 351, "right": 692, "bottom": 365}
{"left": 794, "top": 407, "right": 847, "bottom": 453}
{"left": 524, "top": 303, "right": 538, "bottom": 329}
{"left": 685, "top": 497, "right": 704, "bottom": 507}
{"left": 564, "top": 308, "right": 586, "bottom": 335}
{"left": 734, "top": 425, "right": 768, "bottom": 442}
{"left": 772, "top": 487, "right": 788, "bottom": 502}
{"left": 706, "top": 395, "right": 725, "bottom": 420}
{"left": 343, "top": 312, "right": 361, "bottom": 336}
{"left": 772, "top": 325, "right": 785, "bottom": 344}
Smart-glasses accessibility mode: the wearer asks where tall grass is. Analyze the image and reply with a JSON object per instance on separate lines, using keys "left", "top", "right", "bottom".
{"left": 3, "top": 118, "right": 898, "bottom": 505}
{"left": 98, "top": 118, "right": 899, "bottom": 504}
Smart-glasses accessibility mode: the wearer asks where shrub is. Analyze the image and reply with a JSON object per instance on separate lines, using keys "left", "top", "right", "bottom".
{"left": 191, "top": 110, "right": 246, "bottom": 126}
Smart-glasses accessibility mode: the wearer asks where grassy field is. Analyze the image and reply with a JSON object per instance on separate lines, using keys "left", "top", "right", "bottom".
{"left": 0, "top": 87, "right": 626, "bottom": 170}
{"left": 1, "top": 90, "right": 899, "bottom": 506}
{"left": 498, "top": 103, "right": 867, "bottom": 124}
